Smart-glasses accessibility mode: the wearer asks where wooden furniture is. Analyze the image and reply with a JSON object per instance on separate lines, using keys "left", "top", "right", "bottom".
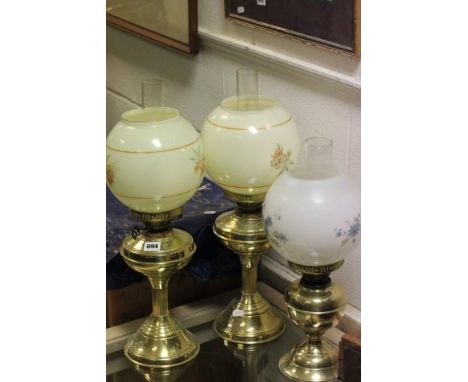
{"left": 339, "top": 330, "right": 361, "bottom": 382}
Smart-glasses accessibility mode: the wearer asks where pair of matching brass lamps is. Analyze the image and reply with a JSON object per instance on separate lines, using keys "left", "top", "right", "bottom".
{"left": 106, "top": 70, "right": 360, "bottom": 381}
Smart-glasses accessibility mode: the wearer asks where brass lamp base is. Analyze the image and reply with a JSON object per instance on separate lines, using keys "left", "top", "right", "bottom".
{"left": 213, "top": 284, "right": 284, "bottom": 344}
{"left": 279, "top": 339, "right": 339, "bottom": 382}
{"left": 120, "top": 209, "right": 200, "bottom": 369}
{"left": 125, "top": 315, "right": 199, "bottom": 368}
{"left": 212, "top": 192, "right": 284, "bottom": 344}
{"left": 279, "top": 261, "right": 346, "bottom": 382}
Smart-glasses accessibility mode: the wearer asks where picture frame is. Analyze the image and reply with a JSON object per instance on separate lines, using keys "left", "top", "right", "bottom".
{"left": 224, "top": 0, "right": 360, "bottom": 56}
{"left": 106, "top": 0, "right": 199, "bottom": 55}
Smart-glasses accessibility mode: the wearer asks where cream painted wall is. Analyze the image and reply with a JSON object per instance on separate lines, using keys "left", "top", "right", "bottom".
{"left": 197, "top": 0, "right": 360, "bottom": 87}
{"left": 106, "top": 0, "right": 361, "bottom": 309}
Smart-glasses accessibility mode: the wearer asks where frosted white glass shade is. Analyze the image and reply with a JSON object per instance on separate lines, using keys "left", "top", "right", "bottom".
{"left": 106, "top": 107, "right": 204, "bottom": 213}
{"left": 201, "top": 96, "right": 301, "bottom": 195}
{"left": 263, "top": 154, "right": 360, "bottom": 266}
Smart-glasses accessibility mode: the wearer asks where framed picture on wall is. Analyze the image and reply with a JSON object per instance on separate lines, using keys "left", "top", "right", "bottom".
{"left": 225, "top": 0, "right": 360, "bottom": 56}
{"left": 106, "top": 0, "right": 199, "bottom": 54}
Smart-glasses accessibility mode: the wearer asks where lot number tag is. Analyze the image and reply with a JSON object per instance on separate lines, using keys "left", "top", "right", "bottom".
{"left": 144, "top": 242, "right": 161, "bottom": 251}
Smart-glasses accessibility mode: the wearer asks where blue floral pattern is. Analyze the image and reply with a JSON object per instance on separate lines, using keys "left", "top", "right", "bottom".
{"left": 335, "top": 214, "right": 361, "bottom": 247}
{"left": 263, "top": 213, "right": 288, "bottom": 245}
{"left": 273, "top": 231, "right": 288, "bottom": 243}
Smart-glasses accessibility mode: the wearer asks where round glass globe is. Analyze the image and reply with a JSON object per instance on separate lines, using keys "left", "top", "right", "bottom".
{"left": 201, "top": 96, "right": 300, "bottom": 196}
{"left": 263, "top": 138, "right": 360, "bottom": 266}
{"left": 106, "top": 106, "right": 204, "bottom": 213}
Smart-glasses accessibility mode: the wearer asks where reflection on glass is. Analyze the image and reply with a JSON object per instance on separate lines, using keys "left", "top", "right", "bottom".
{"left": 133, "top": 361, "right": 194, "bottom": 382}
{"left": 107, "top": 312, "right": 310, "bottom": 382}
{"left": 106, "top": 0, "right": 189, "bottom": 44}
{"left": 225, "top": 342, "right": 269, "bottom": 382}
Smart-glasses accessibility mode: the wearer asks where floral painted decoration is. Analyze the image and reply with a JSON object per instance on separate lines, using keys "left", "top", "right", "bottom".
{"left": 264, "top": 214, "right": 288, "bottom": 246}
{"left": 191, "top": 145, "right": 205, "bottom": 177}
{"left": 270, "top": 143, "right": 293, "bottom": 174}
{"left": 334, "top": 214, "right": 361, "bottom": 247}
{"left": 106, "top": 155, "right": 117, "bottom": 186}
{"left": 273, "top": 230, "right": 288, "bottom": 243}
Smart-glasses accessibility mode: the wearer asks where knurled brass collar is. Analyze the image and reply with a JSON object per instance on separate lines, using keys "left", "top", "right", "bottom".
{"left": 224, "top": 191, "right": 266, "bottom": 209}
{"left": 130, "top": 208, "right": 183, "bottom": 228}
{"left": 288, "top": 260, "right": 344, "bottom": 275}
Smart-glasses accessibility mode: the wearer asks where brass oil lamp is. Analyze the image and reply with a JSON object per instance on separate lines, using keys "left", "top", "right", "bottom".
{"left": 106, "top": 79, "right": 204, "bottom": 368}
{"left": 263, "top": 137, "right": 361, "bottom": 381}
{"left": 201, "top": 68, "right": 301, "bottom": 344}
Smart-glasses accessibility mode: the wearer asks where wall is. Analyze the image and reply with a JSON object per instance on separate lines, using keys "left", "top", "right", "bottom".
{"left": 107, "top": 0, "right": 361, "bottom": 309}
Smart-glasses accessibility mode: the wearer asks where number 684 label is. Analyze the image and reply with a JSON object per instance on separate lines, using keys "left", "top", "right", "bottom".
{"left": 144, "top": 242, "right": 161, "bottom": 251}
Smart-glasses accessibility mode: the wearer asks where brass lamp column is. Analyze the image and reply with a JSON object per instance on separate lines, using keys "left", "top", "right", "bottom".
{"left": 212, "top": 192, "right": 284, "bottom": 344}
{"left": 279, "top": 261, "right": 346, "bottom": 381}
{"left": 121, "top": 210, "right": 199, "bottom": 368}
{"left": 201, "top": 67, "right": 301, "bottom": 344}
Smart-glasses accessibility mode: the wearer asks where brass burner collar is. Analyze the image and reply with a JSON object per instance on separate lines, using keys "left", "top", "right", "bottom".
{"left": 130, "top": 207, "right": 183, "bottom": 228}
{"left": 288, "top": 260, "right": 344, "bottom": 275}
{"left": 224, "top": 191, "right": 266, "bottom": 209}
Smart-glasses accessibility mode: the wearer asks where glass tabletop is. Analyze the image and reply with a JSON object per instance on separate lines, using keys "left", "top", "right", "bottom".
{"left": 107, "top": 310, "right": 323, "bottom": 382}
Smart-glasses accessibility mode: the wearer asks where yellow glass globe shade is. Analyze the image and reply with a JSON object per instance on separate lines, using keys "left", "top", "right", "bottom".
{"left": 106, "top": 106, "right": 204, "bottom": 213}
